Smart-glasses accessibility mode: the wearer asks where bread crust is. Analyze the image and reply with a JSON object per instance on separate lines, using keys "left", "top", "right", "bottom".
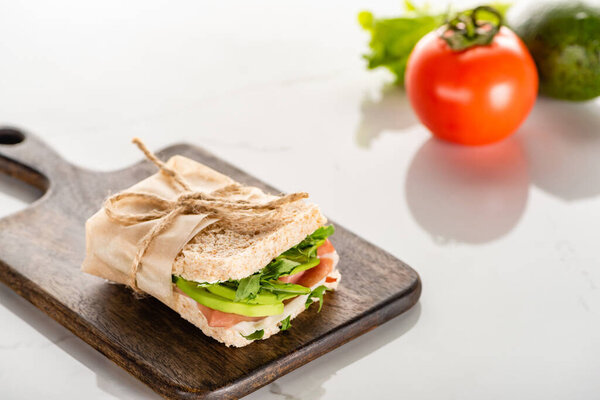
{"left": 173, "top": 203, "right": 326, "bottom": 283}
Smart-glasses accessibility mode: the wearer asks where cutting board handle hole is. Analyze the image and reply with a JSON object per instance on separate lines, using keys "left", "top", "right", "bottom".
{"left": 0, "top": 128, "right": 25, "bottom": 145}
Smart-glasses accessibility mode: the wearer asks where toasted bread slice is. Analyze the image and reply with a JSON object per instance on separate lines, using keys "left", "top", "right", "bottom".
{"left": 173, "top": 202, "right": 326, "bottom": 283}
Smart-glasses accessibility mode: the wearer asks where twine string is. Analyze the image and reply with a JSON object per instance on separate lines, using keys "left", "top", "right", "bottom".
{"left": 104, "top": 138, "right": 308, "bottom": 292}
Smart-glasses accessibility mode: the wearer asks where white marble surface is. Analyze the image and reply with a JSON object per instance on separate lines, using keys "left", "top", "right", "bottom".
{"left": 1, "top": 1, "right": 599, "bottom": 399}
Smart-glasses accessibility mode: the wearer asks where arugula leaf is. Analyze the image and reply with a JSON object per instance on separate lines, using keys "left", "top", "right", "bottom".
{"left": 235, "top": 274, "right": 262, "bottom": 302}
{"left": 280, "top": 225, "right": 335, "bottom": 262}
{"left": 309, "top": 225, "right": 335, "bottom": 241}
{"left": 241, "top": 329, "right": 264, "bottom": 340}
{"left": 261, "top": 258, "right": 301, "bottom": 281}
{"left": 359, "top": 2, "right": 511, "bottom": 85}
{"left": 305, "top": 285, "right": 328, "bottom": 312}
{"left": 262, "top": 226, "right": 334, "bottom": 279}
{"left": 280, "top": 316, "right": 291, "bottom": 331}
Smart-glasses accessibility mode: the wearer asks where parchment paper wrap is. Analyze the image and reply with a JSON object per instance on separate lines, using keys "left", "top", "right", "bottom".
{"left": 81, "top": 155, "right": 234, "bottom": 305}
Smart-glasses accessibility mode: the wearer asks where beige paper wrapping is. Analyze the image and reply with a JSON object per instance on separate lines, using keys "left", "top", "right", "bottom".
{"left": 81, "top": 155, "right": 235, "bottom": 305}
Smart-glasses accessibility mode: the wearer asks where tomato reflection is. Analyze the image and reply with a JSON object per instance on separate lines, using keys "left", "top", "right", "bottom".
{"left": 405, "top": 137, "right": 529, "bottom": 244}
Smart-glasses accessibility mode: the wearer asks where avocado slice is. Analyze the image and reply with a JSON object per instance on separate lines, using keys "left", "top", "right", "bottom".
{"left": 281, "top": 258, "right": 321, "bottom": 277}
{"left": 175, "top": 277, "right": 284, "bottom": 317}
{"left": 206, "top": 284, "right": 285, "bottom": 305}
{"left": 262, "top": 281, "right": 312, "bottom": 296}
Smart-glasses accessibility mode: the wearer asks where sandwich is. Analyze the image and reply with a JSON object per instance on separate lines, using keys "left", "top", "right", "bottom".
{"left": 171, "top": 223, "right": 339, "bottom": 346}
{"left": 82, "top": 139, "right": 340, "bottom": 347}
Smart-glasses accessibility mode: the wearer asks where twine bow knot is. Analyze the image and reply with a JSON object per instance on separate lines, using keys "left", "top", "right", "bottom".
{"left": 104, "top": 138, "right": 308, "bottom": 292}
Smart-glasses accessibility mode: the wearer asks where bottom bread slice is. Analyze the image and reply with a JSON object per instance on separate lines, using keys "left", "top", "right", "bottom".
{"left": 170, "top": 253, "right": 340, "bottom": 347}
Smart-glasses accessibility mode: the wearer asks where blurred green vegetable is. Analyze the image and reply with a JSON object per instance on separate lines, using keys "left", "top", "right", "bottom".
{"left": 510, "top": 1, "right": 600, "bottom": 101}
{"left": 359, "top": 2, "right": 442, "bottom": 85}
{"left": 359, "top": 1, "right": 511, "bottom": 85}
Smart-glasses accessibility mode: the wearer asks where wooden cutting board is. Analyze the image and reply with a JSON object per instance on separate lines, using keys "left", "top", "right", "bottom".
{"left": 0, "top": 128, "right": 421, "bottom": 399}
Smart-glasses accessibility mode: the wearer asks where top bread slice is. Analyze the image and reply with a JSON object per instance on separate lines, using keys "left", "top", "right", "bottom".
{"left": 172, "top": 199, "right": 327, "bottom": 283}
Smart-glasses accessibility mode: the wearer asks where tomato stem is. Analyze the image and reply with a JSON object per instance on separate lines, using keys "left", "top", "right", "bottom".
{"left": 440, "top": 6, "right": 503, "bottom": 51}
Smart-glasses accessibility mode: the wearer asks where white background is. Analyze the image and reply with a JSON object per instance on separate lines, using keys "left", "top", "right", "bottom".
{"left": 1, "top": 1, "right": 599, "bottom": 399}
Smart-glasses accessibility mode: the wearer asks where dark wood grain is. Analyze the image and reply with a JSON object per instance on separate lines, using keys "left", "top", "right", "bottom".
{"left": 0, "top": 128, "right": 421, "bottom": 400}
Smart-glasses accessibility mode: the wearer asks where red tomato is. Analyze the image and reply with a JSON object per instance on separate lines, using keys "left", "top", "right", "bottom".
{"left": 405, "top": 27, "right": 538, "bottom": 145}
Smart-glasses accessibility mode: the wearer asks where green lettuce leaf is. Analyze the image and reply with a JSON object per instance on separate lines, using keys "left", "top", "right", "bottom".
{"left": 261, "top": 225, "right": 335, "bottom": 282}
{"left": 242, "top": 329, "right": 264, "bottom": 340}
{"left": 235, "top": 274, "right": 262, "bottom": 302}
{"left": 359, "top": 3, "right": 442, "bottom": 86}
{"left": 305, "top": 285, "right": 329, "bottom": 312}
{"left": 280, "top": 316, "right": 292, "bottom": 331}
{"left": 359, "top": 1, "right": 512, "bottom": 85}
{"left": 279, "top": 225, "right": 335, "bottom": 262}
{"left": 261, "top": 258, "right": 301, "bottom": 281}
